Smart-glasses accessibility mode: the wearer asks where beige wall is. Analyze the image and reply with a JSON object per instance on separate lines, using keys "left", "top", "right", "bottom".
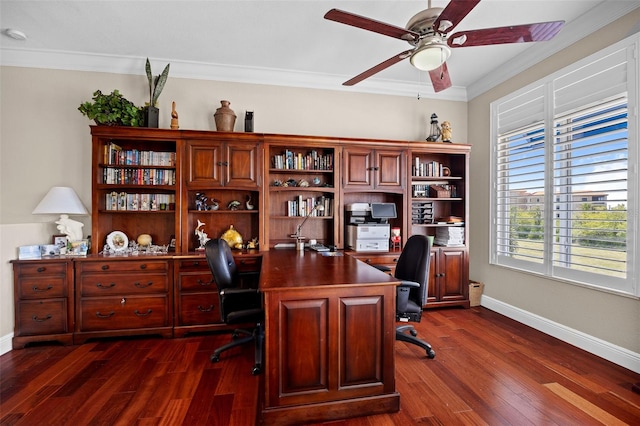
{"left": 468, "top": 9, "right": 640, "bottom": 354}
{"left": 0, "top": 67, "right": 466, "bottom": 344}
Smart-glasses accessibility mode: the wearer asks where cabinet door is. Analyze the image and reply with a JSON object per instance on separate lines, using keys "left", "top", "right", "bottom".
{"left": 186, "top": 140, "right": 223, "bottom": 187}
{"left": 426, "top": 248, "right": 467, "bottom": 306}
{"left": 343, "top": 148, "right": 372, "bottom": 189}
{"left": 225, "top": 142, "right": 259, "bottom": 187}
{"left": 374, "top": 150, "right": 403, "bottom": 189}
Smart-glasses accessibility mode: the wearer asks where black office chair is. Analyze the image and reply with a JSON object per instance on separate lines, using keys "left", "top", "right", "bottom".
{"left": 394, "top": 235, "right": 436, "bottom": 359}
{"left": 204, "top": 238, "right": 264, "bottom": 375}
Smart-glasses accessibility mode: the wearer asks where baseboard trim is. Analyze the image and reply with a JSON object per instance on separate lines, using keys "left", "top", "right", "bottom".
{"left": 481, "top": 296, "right": 640, "bottom": 374}
{"left": 0, "top": 332, "right": 13, "bottom": 356}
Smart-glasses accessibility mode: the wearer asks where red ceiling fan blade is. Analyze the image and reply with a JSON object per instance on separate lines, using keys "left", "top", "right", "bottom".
{"left": 434, "top": 0, "right": 481, "bottom": 34}
{"left": 428, "top": 62, "right": 452, "bottom": 92}
{"left": 448, "top": 21, "right": 565, "bottom": 48}
{"left": 325, "top": 9, "right": 420, "bottom": 42}
{"left": 343, "top": 50, "right": 413, "bottom": 86}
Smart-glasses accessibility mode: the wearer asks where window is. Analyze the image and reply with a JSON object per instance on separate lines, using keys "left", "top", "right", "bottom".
{"left": 491, "top": 33, "right": 638, "bottom": 296}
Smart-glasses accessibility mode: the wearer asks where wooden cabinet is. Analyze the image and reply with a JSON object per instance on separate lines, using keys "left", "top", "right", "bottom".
{"left": 173, "top": 253, "right": 261, "bottom": 337}
{"left": 183, "top": 137, "right": 261, "bottom": 251}
{"left": 11, "top": 259, "right": 74, "bottom": 348}
{"left": 343, "top": 146, "right": 405, "bottom": 191}
{"left": 264, "top": 138, "right": 339, "bottom": 248}
{"left": 426, "top": 248, "right": 469, "bottom": 308}
{"left": 74, "top": 257, "right": 173, "bottom": 343}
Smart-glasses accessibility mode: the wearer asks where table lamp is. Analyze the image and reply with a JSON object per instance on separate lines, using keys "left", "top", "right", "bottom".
{"left": 292, "top": 202, "right": 325, "bottom": 250}
{"left": 32, "top": 186, "right": 89, "bottom": 241}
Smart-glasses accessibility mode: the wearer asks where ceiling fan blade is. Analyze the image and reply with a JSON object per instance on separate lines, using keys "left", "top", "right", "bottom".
{"left": 343, "top": 50, "right": 413, "bottom": 86}
{"left": 428, "top": 62, "right": 452, "bottom": 92}
{"left": 325, "top": 9, "right": 419, "bottom": 42}
{"left": 434, "top": 0, "right": 481, "bottom": 34}
{"left": 448, "top": 21, "right": 565, "bottom": 47}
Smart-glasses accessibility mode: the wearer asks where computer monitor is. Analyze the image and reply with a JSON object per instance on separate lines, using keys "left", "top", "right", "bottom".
{"left": 370, "top": 203, "right": 397, "bottom": 222}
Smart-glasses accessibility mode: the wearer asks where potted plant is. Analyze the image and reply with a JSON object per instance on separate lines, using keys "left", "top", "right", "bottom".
{"left": 144, "top": 58, "right": 170, "bottom": 128}
{"left": 78, "top": 89, "right": 144, "bottom": 126}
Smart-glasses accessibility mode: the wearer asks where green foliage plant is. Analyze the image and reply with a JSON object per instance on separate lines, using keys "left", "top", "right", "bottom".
{"left": 146, "top": 58, "right": 170, "bottom": 107}
{"left": 78, "top": 89, "right": 144, "bottom": 126}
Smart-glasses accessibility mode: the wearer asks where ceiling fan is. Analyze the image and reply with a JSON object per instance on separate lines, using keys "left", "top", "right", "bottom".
{"left": 324, "top": 0, "right": 565, "bottom": 92}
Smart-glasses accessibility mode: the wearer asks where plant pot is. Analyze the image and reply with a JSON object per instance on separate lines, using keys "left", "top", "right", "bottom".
{"left": 144, "top": 106, "right": 159, "bottom": 128}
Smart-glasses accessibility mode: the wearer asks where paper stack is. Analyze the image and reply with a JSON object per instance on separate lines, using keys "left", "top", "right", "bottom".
{"left": 435, "top": 227, "right": 465, "bottom": 247}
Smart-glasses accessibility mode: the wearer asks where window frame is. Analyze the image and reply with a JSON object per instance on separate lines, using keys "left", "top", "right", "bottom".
{"left": 490, "top": 32, "right": 639, "bottom": 297}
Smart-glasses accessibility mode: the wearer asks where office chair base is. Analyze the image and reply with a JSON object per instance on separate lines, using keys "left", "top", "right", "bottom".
{"left": 396, "top": 325, "right": 436, "bottom": 359}
{"left": 210, "top": 325, "right": 264, "bottom": 375}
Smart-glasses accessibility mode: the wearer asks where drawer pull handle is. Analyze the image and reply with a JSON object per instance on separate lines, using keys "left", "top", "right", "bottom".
{"left": 134, "top": 281, "right": 153, "bottom": 288}
{"left": 32, "top": 284, "right": 53, "bottom": 292}
{"left": 96, "top": 311, "right": 115, "bottom": 319}
{"left": 32, "top": 314, "right": 52, "bottom": 322}
{"left": 96, "top": 282, "right": 116, "bottom": 289}
{"left": 197, "top": 279, "right": 213, "bottom": 286}
{"left": 134, "top": 309, "right": 153, "bottom": 317}
{"left": 101, "top": 265, "right": 109, "bottom": 270}
{"left": 193, "top": 261, "right": 200, "bottom": 266}
{"left": 37, "top": 267, "right": 46, "bottom": 273}
{"left": 140, "top": 264, "right": 147, "bottom": 270}
{"left": 198, "top": 305, "right": 214, "bottom": 312}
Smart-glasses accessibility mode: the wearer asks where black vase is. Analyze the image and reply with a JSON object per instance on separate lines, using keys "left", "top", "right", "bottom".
{"left": 144, "top": 106, "right": 159, "bottom": 128}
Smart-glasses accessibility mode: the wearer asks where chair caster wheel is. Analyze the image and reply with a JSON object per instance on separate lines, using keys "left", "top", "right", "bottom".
{"left": 427, "top": 349, "right": 436, "bottom": 359}
{"left": 210, "top": 354, "right": 220, "bottom": 363}
{"left": 410, "top": 329, "right": 418, "bottom": 337}
{"left": 252, "top": 365, "right": 261, "bottom": 375}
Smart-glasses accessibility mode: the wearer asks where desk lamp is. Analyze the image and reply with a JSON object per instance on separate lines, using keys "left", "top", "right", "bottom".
{"left": 292, "top": 203, "right": 325, "bottom": 250}
{"left": 32, "top": 186, "right": 89, "bottom": 241}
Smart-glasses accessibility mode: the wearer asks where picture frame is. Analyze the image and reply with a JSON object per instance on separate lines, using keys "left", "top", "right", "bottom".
{"left": 69, "top": 239, "right": 89, "bottom": 256}
{"left": 52, "top": 234, "right": 68, "bottom": 248}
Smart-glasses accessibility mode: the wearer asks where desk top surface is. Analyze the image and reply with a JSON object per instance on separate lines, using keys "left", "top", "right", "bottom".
{"left": 259, "top": 249, "right": 398, "bottom": 291}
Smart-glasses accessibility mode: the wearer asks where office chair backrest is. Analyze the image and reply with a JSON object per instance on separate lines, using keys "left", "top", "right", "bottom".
{"left": 394, "top": 235, "right": 431, "bottom": 306}
{"left": 205, "top": 238, "right": 239, "bottom": 291}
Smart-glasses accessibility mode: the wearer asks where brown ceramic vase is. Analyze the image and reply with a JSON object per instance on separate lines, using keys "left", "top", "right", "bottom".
{"left": 214, "top": 100, "right": 236, "bottom": 132}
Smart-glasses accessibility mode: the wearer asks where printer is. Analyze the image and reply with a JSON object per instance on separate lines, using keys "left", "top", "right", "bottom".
{"left": 346, "top": 203, "right": 397, "bottom": 252}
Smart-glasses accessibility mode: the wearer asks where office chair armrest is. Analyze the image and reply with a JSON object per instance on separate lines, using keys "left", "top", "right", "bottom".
{"left": 398, "top": 280, "right": 420, "bottom": 288}
{"left": 220, "top": 288, "right": 259, "bottom": 296}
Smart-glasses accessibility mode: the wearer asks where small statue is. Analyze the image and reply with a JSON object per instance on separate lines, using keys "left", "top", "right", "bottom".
{"left": 227, "top": 200, "right": 241, "bottom": 210}
{"left": 245, "top": 195, "right": 255, "bottom": 210}
{"left": 170, "top": 101, "right": 179, "bottom": 130}
{"left": 441, "top": 121, "right": 452, "bottom": 143}
{"left": 209, "top": 199, "right": 220, "bottom": 210}
{"left": 195, "top": 193, "right": 208, "bottom": 211}
{"left": 194, "top": 219, "right": 210, "bottom": 250}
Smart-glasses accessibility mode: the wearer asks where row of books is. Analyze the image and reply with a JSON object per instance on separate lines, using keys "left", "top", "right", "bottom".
{"left": 286, "top": 196, "right": 333, "bottom": 217}
{"left": 412, "top": 158, "right": 447, "bottom": 177}
{"left": 104, "top": 142, "right": 176, "bottom": 166}
{"left": 272, "top": 150, "right": 334, "bottom": 171}
{"left": 105, "top": 192, "right": 176, "bottom": 211}
{"left": 103, "top": 167, "right": 176, "bottom": 186}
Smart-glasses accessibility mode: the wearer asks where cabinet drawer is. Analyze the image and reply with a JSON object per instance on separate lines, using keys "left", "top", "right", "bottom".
{"left": 16, "top": 262, "right": 67, "bottom": 276}
{"left": 18, "top": 277, "right": 66, "bottom": 299}
{"left": 78, "top": 260, "right": 168, "bottom": 273}
{"left": 354, "top": 254, "right": 400, "bottom": 266}
{"left": 179, "top": 293, "right": 221, "bottom": 325}
{"left": 176, "top": 259, "right": 209, "bottom": 272}
{"left": 179, "top": 273, "right": 215, "bottom": 291}
{"left": 17, "top": 299, "right": 67, "bottom": 335}
{"left": 80, "top": 274, "right": 168, "bottom": 296}
{"left": 78, "top": 295, "right": 169, "bottom": 331}
{"left": 236, "top": 256, "right": 261, "bottom": 272}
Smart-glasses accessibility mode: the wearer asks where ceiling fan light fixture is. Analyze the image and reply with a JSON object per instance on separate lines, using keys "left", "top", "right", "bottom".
{"left": 410, "top": 42, "right": 451, "bottom": 71}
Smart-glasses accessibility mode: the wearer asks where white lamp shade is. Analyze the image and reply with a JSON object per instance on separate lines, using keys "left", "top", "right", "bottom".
{"left": 410, "top": 44, "right": 451, "bottom": 71}
{"left": 32, "top": 186, "right": 89, "bottom": 215}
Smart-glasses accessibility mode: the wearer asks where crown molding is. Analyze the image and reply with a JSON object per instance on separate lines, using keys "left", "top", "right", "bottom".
{"left": 466, "top": 1, "right": 640, "bottom": 100}
{"left": 0, "top": 47, "right": 467, "bottom": 102}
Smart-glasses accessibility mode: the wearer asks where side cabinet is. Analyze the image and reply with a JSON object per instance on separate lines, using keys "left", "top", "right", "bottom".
{"left": 74, "top": 257, "right": 173, "bottom": 343}
{"left": 11, "top": 259, "right": 74, "bottom": 348}
{"left": 173, "top": 253, "right": 262, "bottom": 337}
{"left": 426, "top": 248, "right": 469, "bottom": 308}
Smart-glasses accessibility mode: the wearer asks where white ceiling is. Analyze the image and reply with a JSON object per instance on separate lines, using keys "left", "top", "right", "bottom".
{"left": 1, "top": 1, "right": 638, "bottom": 101}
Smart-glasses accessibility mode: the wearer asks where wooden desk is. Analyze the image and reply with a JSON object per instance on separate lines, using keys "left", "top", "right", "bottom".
{"left": 259, "top": 250, "right": 400, "bottom": 425}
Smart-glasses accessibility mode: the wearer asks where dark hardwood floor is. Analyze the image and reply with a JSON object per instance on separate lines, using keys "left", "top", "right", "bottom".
{"left": 2, "top": 307, "right": 639, "bottom": 425}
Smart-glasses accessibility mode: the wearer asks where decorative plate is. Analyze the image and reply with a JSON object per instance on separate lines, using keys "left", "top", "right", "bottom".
{"left": 107, "top": 231, "right": 129, "bottom": 252}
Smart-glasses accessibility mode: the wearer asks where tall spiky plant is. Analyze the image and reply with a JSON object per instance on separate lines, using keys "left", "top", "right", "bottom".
{"left": 146, "top": 58, "right": 170, "bottom": 107}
